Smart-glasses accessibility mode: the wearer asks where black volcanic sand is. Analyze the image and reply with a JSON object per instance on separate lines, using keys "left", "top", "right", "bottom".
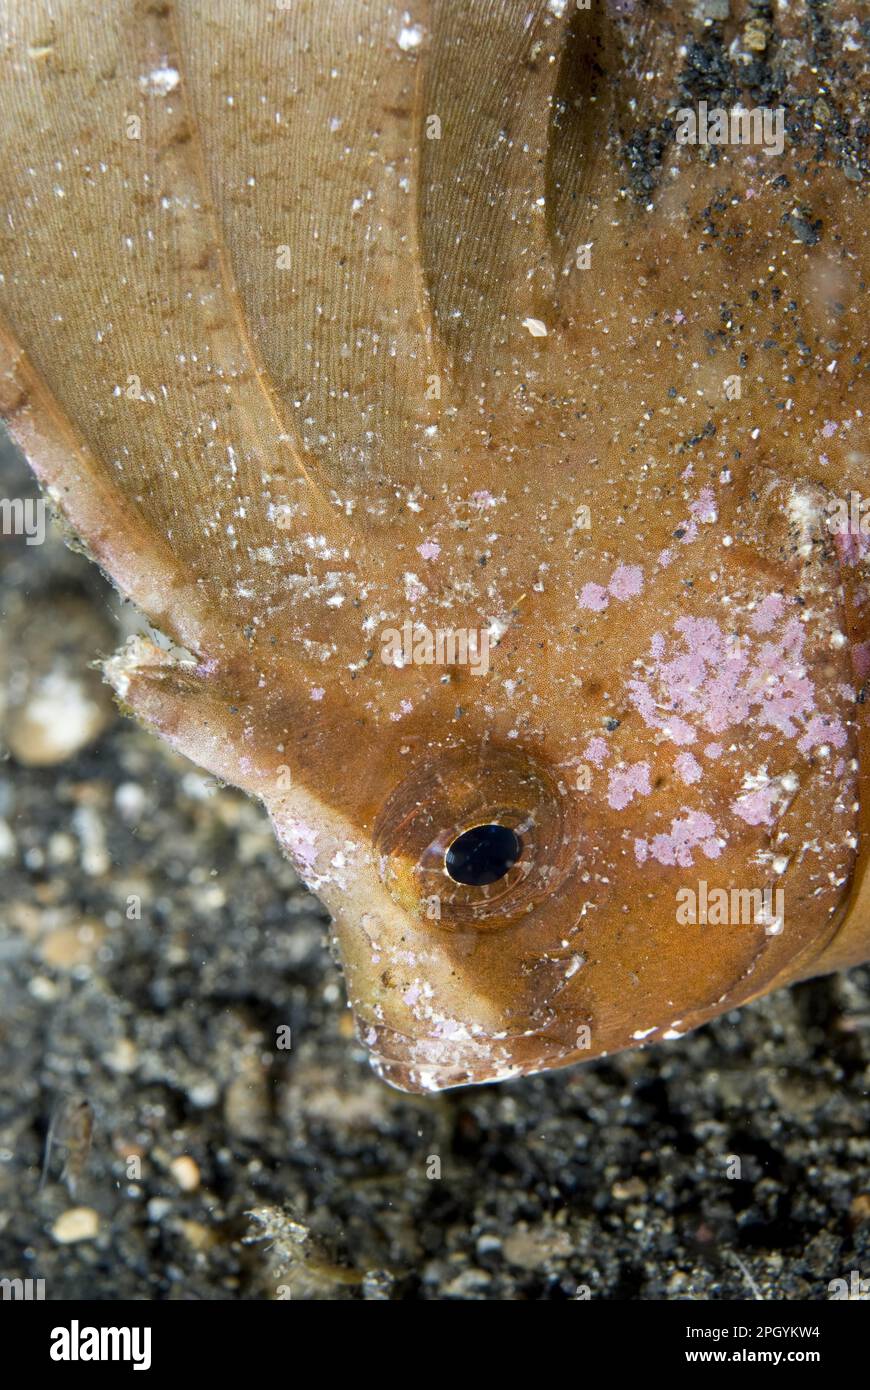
{"left": 1, "top": 436, "right": 868, "bottom": 1301}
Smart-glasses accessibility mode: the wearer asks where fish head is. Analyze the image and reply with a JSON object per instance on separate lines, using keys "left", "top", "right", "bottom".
{"left": 250, "top": 462, "right": 864, "bottom": 1094}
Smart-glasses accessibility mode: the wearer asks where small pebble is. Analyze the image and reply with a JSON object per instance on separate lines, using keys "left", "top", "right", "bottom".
{"left": 169, "top": 1155, "right": 201, "bottom": 1192}
{"left": 6, "top": 670, "right": 110, "bottom": 765}
{"left": 188, "top": 1079, "right": 219, "bottom": 1108}
{"left": 849, "top": 1193, "right": 870, "bottom": 1227}
{"left": 28, "top": 975, "right": 60, "bottom": 1002}
{"left": 612, "top": 1177, "right": 648, "bottom": 1200}
{"left": 103, "top": 1037, "right": 139, "bottom": 1074}
{"left": 115, "top": 781, "right": 147, "bottom": 822}
{"left": 39, "top": 919, "right": 106, "bottom": 970}
{"left": 52, "top": 1206, "right": 100, "bottom": 1244}
{"left": 743, "top": 19, "right": 768, "bottom": 51}
{"left": 179, "top": 1219, "right": 216, "bottom": 1251}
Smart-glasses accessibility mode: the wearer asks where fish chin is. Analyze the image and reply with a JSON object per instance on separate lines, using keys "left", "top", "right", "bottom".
{"left": 266, "top": 743, "right": 591, "bottom": 1092}
{"left": 364, "top": 1026, "right": 565, "bottom": 1095}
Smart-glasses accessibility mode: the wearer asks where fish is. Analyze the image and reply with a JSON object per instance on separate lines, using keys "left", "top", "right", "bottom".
{"left": 0, "top": 0, "right": 867, "bottom": 1093}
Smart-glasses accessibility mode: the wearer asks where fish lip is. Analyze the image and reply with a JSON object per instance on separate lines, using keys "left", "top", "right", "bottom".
{"left": 370, "top": 1053, "right": 527, "bottom": 1094}
{"left": 360, "top": 1020, "right": 583, "bottom": 1094}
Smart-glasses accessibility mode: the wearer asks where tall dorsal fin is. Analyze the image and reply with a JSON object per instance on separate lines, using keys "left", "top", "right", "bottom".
{"left": 0, "top": 1, "right": 628, "bottom": 575}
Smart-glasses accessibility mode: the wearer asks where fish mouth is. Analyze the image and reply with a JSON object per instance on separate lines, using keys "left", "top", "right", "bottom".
{"left": 360, "top": 1020, "right": 585, "bottom": 1094}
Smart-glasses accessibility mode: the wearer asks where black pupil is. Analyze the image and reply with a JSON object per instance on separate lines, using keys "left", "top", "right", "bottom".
{"left": 445, "top": 824, "right": 521, "bottom": 886}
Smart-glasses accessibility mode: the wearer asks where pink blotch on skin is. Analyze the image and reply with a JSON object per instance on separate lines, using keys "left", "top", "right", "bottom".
{"left": 821, "top": 421, "right": 838, "bottom": 438}
{"left": 837, "top": 531, "right": 870, "bottom": 566}
{"left": 389, "top": 699, "right": 415, "bottom": 723}
{"left": 607, "top": 762, "right": 651, "bottom": 811}
{"left": 583, "top": 736, "right": 609, "bottom": 768}
{"left": 673, "top": 309, "right": 686, "bottom": 324}
{"left": 608, "top": 564, "right": 644, "bottom": 600}
{"left": 630, "top": 680, "right": 695, "bottom": 745}
{"left": 732, "top": 786, "right": 777, "bottom": 826}
{"left": 689, "top": 487, "right": 718, "bottom": 525}
{"left": 310, "top": 687, "right": 325, "bottom": 702}
{"left": 471, "top": 490, "right": 496, "bottom": 509}
{"left": 285, "top": 820, "right": 319, "bottom": 875}
{"left": 662, "top": 716, "right": 697, "bottom": 746}
{"left": 704, "top": 742, "right": 724, "bottom": 759}
{"left": 579, "top": 582, "right": 609, "bottom": 612}
{"left": 628, "top": 612, "right": 835, "bottom": 750}
{"left": 658, "top": 549, "right": 674, "bottom": 568}
{"left": 638, "top": 811, "right": 720, "bottom": 868}
{"left": 675, "top": 751, "right": 702, "bottom": 785}
{"left": 797, "top": 713, "right": 847, "bottom": 755}
{"left": 404, "top": 574, "right": 427, "bottom": 603}
{"left": 750, "top": 594, "right": 785, "bottom": 634}
{"left": 418, "top": 540, "right": 441, "bottom": 560}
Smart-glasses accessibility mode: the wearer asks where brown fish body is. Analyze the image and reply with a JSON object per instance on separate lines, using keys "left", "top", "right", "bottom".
{"left": 0, "top": 0, "right": 867, "bottom": 1091}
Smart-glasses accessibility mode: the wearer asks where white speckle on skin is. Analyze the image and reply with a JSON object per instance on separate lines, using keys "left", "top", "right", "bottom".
{"left": 397, "top": 22, "right": 424, "bottom": 51}
{"left": 139, "top": 66, "right": 180, "bottom": 96}
{"left": 403, "top": 571, "right": 427, "bottom": 603}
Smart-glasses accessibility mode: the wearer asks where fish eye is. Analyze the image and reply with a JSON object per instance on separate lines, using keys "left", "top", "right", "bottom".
{"left": 375, "top": 745, "right": 576, "bottom": 930}
{"left": 445, "top": 823, "right": 522, "bottom": 886}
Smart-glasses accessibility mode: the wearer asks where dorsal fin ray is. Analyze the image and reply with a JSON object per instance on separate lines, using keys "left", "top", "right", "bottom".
{"left": 0, "top": 0, "right": 341, "bottom": 643}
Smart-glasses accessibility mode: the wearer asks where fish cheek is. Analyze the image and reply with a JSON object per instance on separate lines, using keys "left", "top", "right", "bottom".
{"left": 560, "top": 475, "right": 864, "bottom": 1055}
